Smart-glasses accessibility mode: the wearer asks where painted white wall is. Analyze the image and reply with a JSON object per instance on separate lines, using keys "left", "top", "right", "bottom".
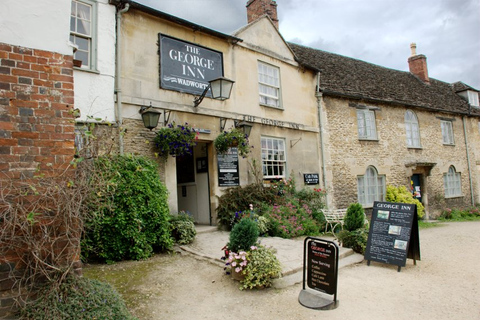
{"left": 0, "top": 0, "right": 72, "bottom": 55}
{"left": 74, "top": 0, "right": 117, "bottom": 122}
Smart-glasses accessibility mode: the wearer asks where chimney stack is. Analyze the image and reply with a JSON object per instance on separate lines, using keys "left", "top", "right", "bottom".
{"left": 246, "top": 0, "right": 279, "bottom": 29}
{"left": 408, "top": 43, "right": 429, "bottom": 83}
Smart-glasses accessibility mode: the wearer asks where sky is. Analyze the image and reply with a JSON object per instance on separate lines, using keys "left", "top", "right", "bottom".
{"left": 138, "top": 0, "right": 480, "bottom": 89}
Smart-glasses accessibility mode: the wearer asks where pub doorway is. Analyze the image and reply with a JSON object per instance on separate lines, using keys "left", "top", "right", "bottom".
{"left": 176, "top": 142, "right": 211, "bottom": 225}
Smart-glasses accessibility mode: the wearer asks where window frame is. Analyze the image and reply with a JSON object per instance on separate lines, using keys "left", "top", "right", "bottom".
{"left": 356, "top": 108, "right": 378, "bottom": 140}
{"left": 70, "top": 0, "right": 97, "bottom": 70}
{"left": 261, "top": 136, "right": 286, "bottom": 179}
{"left": 405, "top": 110, "right": 421, "bottom": 148}
{"left": 443, "top": 166, "right": 462, "bottom": 198}
{"left": 441, "top": 120, "right": 455, "bottom": 145}
{"left": 467, "top": 90, "right": 479, "bottom": 107}
{"left": 357, "top": 166, "right": 385, "bottom": 207}
{"left": 258, "top": 61, "right": 281, "bottom": 109}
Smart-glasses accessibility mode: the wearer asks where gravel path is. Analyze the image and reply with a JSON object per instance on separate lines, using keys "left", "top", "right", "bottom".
{"left": 84, "top": 221, "right": 480, "bottom": 320}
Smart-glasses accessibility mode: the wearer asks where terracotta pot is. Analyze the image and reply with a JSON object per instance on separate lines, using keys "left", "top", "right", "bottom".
{"left": 231, "top": 269, "right": 245, "bottom": 281}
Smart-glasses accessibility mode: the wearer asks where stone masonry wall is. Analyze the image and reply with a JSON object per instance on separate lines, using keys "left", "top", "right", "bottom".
{"left": 0, "top": 42, "right": 76, "bottom": 319}
{"left": 322, "top": 96, "right": 476, "bottom": 217}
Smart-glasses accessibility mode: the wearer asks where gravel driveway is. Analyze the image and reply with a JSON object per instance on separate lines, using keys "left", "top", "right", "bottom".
{"left": 84, "top": 221, "right": 480, "bottom": 320}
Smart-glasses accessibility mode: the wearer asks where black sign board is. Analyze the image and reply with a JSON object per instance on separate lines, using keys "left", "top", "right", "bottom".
{"left": 217, "top": 148, "right": 239, "bottom": 187}
{"left": 299, "top": 237, "right": 339, "bottom": 310}
{"left": 364, "top": 201, "right": 421, "bottom": 271}
{"left": 304, "top": 173, "right": 320, "bottom": 185}
{"left": 159, "top": 34, "right": 224, "bottom": 96}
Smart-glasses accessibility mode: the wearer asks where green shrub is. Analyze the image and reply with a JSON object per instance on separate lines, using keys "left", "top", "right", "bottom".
{"left": 20, "top": 275, "right": 137, "bottom": 320}
{"left": 440, "top": 207, "right": 480, "bottom": 220}
{"left": 170, "top": 211, "right": 196, "bottom": 245}
{"left": 228, "top": 218, "right": 259, "bottom": 252}
{"left": 295, "top": 187, "right": 327, "bottom": 222}
{"left": 386, "top": 185, "right": 425, "bottom": 219}
{"left": 343, "top": 203, "right": 365, "bottom": 231}
{"left": 216, "top": 183, "right": 278, "bottom": 229}
{"left": 338, "top": 228, "right": 368, "bottom": 254}
{"left": 82, "top": 155, "right": 173, "bottom": 262}
{"left": 240, "top": 245, "right": 282, "bottom": 290}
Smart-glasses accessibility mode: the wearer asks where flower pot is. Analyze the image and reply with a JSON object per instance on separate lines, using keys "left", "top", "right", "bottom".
{"left": 73, "top": 59, "right": 82, "bottom": 67}
{"left": 231, "top": 269, "right": 245, "bottom": 281}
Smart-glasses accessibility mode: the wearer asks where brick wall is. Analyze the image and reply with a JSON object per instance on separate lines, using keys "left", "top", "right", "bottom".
{"left": 0, "top": 42, "right": 76, "bottom": 319}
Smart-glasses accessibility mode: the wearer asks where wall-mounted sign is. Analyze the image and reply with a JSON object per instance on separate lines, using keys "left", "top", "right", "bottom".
{"left": 159, "top": 34, "right": 224, "bottom": 96}
{"left": 217, "top": 148, "right": 239, "bottom": 187}
{"left": 304, "top": 173, "right": 319, "bottom": 185}
{"left": 364, "top": 201, "right": 421, "bottom": 272}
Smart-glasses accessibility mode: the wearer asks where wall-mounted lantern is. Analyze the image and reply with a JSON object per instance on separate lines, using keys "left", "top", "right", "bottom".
{"left": 194, "top": 77, "right": 235, "bottom": 107}
{"left": 139, "top": 103, "right": 161, "bottom": 130}
{"left": 236, "top": 121, "right": 253, "bottom": 137}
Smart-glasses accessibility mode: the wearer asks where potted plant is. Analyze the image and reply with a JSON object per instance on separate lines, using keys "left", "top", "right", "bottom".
{"left": 214, "top": 128, "right": 250, "bottom": 157}
{"left": 153, "top": 122, "right": 198, "bottom": 158}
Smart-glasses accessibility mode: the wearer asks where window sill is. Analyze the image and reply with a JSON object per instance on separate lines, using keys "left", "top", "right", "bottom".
{"left": 407, "top": 146, "right": 423, "bottom": 150}
{"left": 358, "top": 138, "right": 379, "bottom": 142}
{"left": 260, "top": 103, "right": 283, "bottom": 110}
{"left": 73, "top": 66, "right": 100, "bottom": 74}
{"left": 442, "top": 143, "right": 456, "bottom": 146}
{"left": 444, "top": 194, "right": 464, "bottom": 199}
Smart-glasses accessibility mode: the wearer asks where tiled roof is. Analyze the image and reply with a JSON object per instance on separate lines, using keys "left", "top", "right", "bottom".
{"left": 288, "top": 42, "right": 480, "bottom": 117}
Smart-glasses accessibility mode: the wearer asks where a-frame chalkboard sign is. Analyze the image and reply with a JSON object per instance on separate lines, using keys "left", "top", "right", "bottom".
{"left": 364, "top": 201, "right": 421, "bottom": 272}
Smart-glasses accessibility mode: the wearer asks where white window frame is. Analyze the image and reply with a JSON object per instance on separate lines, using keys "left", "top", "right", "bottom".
{"left": 70, "top": 0, "right": 97, "bottom": 70}
{"left": 444, "top": 166, "right": 462, "bottom": 198}
{"left": 441, "top": 120, "right": 454, "bottom": 145}
{"left": 405, "top": 110, "right": 421, "bottom": 148}
{"left": 261, "top": 136, "right": 286, "bottom": 179}
{"left": 467, "top": 90, "right": 479, "bottom": 107}
{"left": 356, "top": 109, "right": 377, "bottom": 140}
{"left": 357, "top": 166, "right": 385, "bottom": 207}
{"left": 258, "top": 61, "right": 281, "bottom": 109}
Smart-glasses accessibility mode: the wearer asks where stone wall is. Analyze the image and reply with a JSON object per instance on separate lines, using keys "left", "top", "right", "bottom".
{"left": 322, "top": 96, "right": 476, "bottom": 217}
{"left": 0, "top": 42, "right": 76, "bottom": 319}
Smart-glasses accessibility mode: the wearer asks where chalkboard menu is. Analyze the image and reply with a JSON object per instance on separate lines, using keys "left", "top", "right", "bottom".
{"left": 306, "top": 239, "right": 338, "bottom": 294}
{"left": 364, "top": 201, "right": 420, "bottom": 271}
{"left": 217, "top": 147, "right": 239, "bottom": 187}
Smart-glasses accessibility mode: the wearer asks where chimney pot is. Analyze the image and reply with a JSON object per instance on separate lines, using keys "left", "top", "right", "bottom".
{"left": 410, "top": 43, "right": 417, "bottom": 56}
{"left": 246, "top": 0, "right": 279, "bottom": 29}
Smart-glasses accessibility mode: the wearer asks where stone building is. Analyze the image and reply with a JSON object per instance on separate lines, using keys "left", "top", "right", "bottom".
{"left": 110, "top": 0, "right": 323, "bottom": 224}
{"left": 289, "top": 42, "right": 480, "bottom": 217}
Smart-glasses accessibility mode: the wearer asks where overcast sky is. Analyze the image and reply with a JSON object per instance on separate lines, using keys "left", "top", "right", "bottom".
{"left": 138, "top": 0, "right": 480, "bottom": 89}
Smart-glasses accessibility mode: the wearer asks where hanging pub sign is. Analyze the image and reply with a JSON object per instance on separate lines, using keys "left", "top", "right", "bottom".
{"left": 159, "top": 34, "right": 224, "bottom": 96}
{"left": 364, "top": 201, "right": 421, "bottom": 272}
{"left": 217, "top": 147, "right": 239, "bottom": 187}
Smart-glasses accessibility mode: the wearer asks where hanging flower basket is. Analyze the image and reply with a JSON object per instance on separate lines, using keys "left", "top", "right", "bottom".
{"left": 214, "top": 128, "right": 250, "bottom": 157}
{"left": 153, "top": 122, "right": 198, "bottom": 158}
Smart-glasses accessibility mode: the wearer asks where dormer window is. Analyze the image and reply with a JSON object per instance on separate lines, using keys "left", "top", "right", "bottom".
{"left": 467, "top": 90, "right": 479, "bottom": 107}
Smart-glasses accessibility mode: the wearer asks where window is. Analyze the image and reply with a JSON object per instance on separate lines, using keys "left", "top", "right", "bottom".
{"left": 444, "top": 166, "right": 462, "bottom": 197}
{"left": 467, "top": 90, "right": 479, "bottom": 107}
{"left": 356, "top": 109, "right": 377, "bottom": 140}
{"left": 357, "top": 166, "right": 385, "bottom": 207}
{"left": 258, "top": 62, "right": 281, "bottom": 108}
{"left": 441, "top": 120, "right": 454, "bottom": 145}
{"left": 70, "top": 0, "right": 96, "bottom": 69}
{"left": 405, "top": 110, "right": 421, "bottom": 148}
{"left": 261, "top": 137, "right": 286, "bottom": 179}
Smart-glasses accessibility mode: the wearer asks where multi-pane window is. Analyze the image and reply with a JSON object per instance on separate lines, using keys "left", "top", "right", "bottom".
{"left": 405, "top": 110, "right": 421, "bottom": 148}
{"left": 441, "top": 120, "right": 454, "bottom": 145}
{"left": 258, "top": 62, "right": 281, "bottom": 108}
{"left": 70, "top": 0, "right": 95, "bottom": 69}
{"left": 356, "top": 109, "right": 377, "bottom": 140}
{"left": 261, "top": 137, "right": 286, "bottom": 179}
{"left": 444, "top": 166, "right": 462, "bottom": 197}
{"left": 357, "top": 166, "right": 385, "bottom": 207}
{"left": 467, "top": 90, "right": 479, "bottom": 107}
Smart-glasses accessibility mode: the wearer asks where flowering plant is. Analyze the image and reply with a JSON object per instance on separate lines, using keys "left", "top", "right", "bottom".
{"left": 154, "top": 122, "right": 198, "bottom": 158}
{"left": 214, "top": 128, "right": 250, "bottom": 157}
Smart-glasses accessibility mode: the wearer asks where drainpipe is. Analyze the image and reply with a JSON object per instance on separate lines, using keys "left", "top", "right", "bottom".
{"left": 316, "top": 72, "right": 329, "bottom": 208}
{"left": 462, "top": 116, "right": 475, "bottom": 206}
{"left": 115, "top": 3, "right": 130, "bottom": 155}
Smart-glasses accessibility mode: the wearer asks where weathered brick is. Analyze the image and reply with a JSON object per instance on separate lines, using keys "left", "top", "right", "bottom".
{"left": 18, "top": 77, "right": 32, "bottom": 85}
{"left": 0, "top": 51, "right": 8, "bottom": 59}
{"left": 33, "top": 49, "right": 54, "bottom": 59}
{"left": 13, "top": 46, "right": 33, "bottom": 56}
{"left": 0, "top": 146, "right": 10, "bottom": 154}
{"left": 12, "top": 68, "right": 38, "bottom": 79}
{"left": 16, "top": 61, "right": 30, "bottom": 69}
{"left": 0, "top": 59, "right": 15, "bottom": 67}
{"left": 0, "top": 139, "right": 16, "bottom": 147}
{"left": 0, "top": 43, "right": 12, "bottom": 52}
{"left": 0, "top": 66, "right": 10, "bottom": 75}
{"left": 0, "top": 82, "right": 10, "bottom": 90}
{"left": 23, "top": 55, "right": 37, "bottom": 63}
{"left": 0, "top": 74, "right": 17, "bottom": 84}
{"left": 8, "top": 52, "right": 22, "bottom": 61}
{"left": 48, "top": 73, "right": 73, "bottom": 82}
{"left": 12, "top": 131, "right": 39, "bottom": 139}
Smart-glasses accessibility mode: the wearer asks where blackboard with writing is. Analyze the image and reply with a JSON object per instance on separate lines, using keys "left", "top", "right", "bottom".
{"left": 304, "top": 173, "right": 319, "bottom": 185}
{"left": 307, "top": 239, "right": 337, "bottom": 294}
{"left": 217, "top": 147, "right": 239, "bottom": 187}
{"left": 364, "top": 201, "right": 421, "bottom": 271}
